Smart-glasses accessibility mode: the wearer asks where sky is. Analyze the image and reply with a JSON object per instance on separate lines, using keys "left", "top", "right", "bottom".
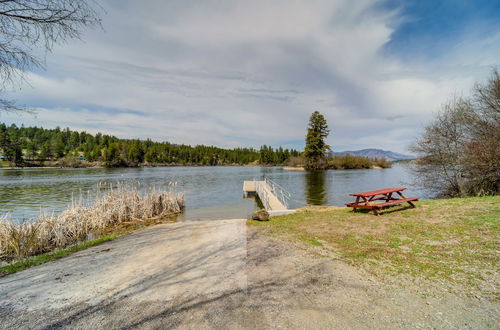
{"left": 1, "top": 0, "right": 499, "bottom": 153}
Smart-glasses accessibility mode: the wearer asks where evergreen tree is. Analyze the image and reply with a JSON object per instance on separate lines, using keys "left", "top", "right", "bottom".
{"left": 304, "top": 111, "right": 330, "bottom": 170}
{"left": 127, "top": 140, "right": 144, "bottom": 164}
{"left": 103, "top": 144, "right": 120, "bottom": 167}
{"left": 26, "top": 142, "right": 38, "bottom": 160}
{"left": 39, "top": 142, "right": 52, "bottom": 161}
{"left": 0, "top": 122, "right": 299, "bottom": 167}
{"left": 0, "top": 129, "right": 23, "bottom": 165}
{"left": 53, "top": 136, "right": 65, "bottom": 158}
{"left": 0, "top": 123, "right": 7, "bottom": 150}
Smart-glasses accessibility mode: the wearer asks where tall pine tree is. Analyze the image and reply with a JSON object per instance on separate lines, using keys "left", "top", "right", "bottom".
{"left": 304, "top": 111, "right": 330, "bottom": 170}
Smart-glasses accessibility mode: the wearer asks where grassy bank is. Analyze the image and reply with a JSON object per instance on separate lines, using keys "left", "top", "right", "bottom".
{"left": 0, "top": 184, "right": 184, "bottom": 262}
{"left": 0, "top": 233, "right": 121, "bottom": 276}
{"left": 0, "top": 211, "right": 180, "bottom": 277}
{"left": 249, "top": 196, "right": 499, "bottom": 295}
{"left": 0, "top": 212, "right": 180, "bottom": 277}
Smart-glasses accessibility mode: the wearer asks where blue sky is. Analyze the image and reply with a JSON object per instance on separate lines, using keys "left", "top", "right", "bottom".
{"left": 1, "top": 0, "right": 499, "bottom": 153}
{"left": 384, "top": 0, "right": 500, "bottom": 59}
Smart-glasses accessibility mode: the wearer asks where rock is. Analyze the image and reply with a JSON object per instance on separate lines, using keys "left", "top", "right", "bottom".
{"left": 252, "top": 209, "right": 270, "bottom": 221}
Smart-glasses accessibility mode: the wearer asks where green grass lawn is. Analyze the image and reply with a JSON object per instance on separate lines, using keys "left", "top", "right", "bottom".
{"left": 249, "top": 196, "right": 499, "bottom": 291}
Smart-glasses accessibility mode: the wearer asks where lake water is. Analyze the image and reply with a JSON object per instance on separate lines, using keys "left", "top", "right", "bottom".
{"left": 0, "top": 165, "right": 424, "bottom": 221}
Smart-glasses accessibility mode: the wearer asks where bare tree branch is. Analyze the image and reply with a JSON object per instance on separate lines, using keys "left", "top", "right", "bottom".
{"left": 410, "top": 68, "right": 500, "bottom": 197}
{"left": 0, "top": 0, "right": 102, "bottom": 111}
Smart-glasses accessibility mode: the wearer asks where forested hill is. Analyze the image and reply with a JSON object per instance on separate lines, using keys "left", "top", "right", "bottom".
{"left": 0, "top": 123, "right": 300, "bottom": 167}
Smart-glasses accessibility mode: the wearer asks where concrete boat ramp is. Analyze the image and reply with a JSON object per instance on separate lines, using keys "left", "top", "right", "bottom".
{"left": 243, "top": 179, "right": 296, "bottom": 216}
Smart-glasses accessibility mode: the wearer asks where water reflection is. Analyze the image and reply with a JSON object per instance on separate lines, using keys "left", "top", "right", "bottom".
{"left": 305, "top": 170, "right": 327, "bottom": 205}
{"left": 0, "top": 165, "right": 423, "bottom": 221}
{"left": 259, "top": 166, "right": 275, "bottom": 180}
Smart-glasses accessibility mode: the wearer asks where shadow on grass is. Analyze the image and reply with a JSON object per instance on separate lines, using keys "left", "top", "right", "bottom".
{"left": 350, "top": 204, "right": 416, "bottom": 216}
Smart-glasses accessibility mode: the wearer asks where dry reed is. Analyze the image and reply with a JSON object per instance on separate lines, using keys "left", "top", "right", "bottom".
{"left": 0, "top": 184, "right": 184, "bottom": 262}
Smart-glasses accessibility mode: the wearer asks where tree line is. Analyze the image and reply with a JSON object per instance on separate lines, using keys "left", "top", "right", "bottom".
{"left": 0, "top": 124, "right": 300, "bottom": 167}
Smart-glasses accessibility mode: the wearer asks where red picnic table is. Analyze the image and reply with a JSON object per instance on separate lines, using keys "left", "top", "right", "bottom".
{"left": 346, "top": 187, "right": 418, "bottom": 215}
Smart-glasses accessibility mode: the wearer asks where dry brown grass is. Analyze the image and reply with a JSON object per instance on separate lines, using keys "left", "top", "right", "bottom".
{"left": 0, "top": 184, "right": 184, "bottom": 262}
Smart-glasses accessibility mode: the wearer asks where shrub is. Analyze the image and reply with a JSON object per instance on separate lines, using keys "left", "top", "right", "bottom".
{"left": 328, "top": 155, "right": 373, "bottom": 169}
{"left": 410, "top": 69, "right": 499, "bottom": 197}
{"left": 373, "top": 157, "right": 391, "bottom": 168}
{"left": 286, "top": 156, "right": 304, "bottom": 167}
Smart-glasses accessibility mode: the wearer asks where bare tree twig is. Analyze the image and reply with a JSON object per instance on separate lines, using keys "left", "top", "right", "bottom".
{"left": 0, "top": 0, "right": 102, "bottom": 111}
{"left": 410, "top": 68, "right": 500, "bottom": 197}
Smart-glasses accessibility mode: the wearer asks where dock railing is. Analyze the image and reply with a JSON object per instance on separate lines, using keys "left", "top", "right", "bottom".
{"left": 255, "top": 179, "right": 271, "bottom": 210}
{"left": 263, "top": 178, "right": 291, "bottom": 209}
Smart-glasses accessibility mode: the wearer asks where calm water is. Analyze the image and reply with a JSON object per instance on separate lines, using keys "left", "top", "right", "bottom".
{"left": 0, "top": 165, "right": 424, "bottom": 221}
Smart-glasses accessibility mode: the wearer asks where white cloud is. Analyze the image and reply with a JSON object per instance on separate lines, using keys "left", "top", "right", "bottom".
{"left": 4, "top": 0, "right": 498, "bottom": 153}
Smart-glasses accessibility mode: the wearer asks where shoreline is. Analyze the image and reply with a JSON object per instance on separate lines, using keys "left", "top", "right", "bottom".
{"left": 0, "top": 214, "right": 180, "bottom": 276}
{"left": 0, "top": 162, "right": 274, "bottom": 170}
{"left": 1, "top": 164, "right": 393, "bottom": 170}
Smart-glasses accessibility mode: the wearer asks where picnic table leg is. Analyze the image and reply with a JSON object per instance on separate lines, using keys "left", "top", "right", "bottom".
{"left": 362, "top": 196, "right": 378, "bottom": 215}
{"left": 352, "top": 196, "right": 360, "bottom": 212}
{"left": 396, "top": 191, "right": 416, "bottom": 208}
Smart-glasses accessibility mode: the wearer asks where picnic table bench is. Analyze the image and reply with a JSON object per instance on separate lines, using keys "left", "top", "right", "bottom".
{"left": 346, "top": 187, "right": 418, "bottom": 215}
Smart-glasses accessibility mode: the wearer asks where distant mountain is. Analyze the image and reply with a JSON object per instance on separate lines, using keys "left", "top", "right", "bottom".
{"left": 330, "top": 149, "right": 415, "bottom": 161}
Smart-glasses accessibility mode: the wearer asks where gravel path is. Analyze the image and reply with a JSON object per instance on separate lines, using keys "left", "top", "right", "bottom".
{"left": 1, "top": 219, "right": 498, "bottom": 329}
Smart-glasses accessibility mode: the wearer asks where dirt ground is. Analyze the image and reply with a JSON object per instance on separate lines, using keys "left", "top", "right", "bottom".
{"left": 0, "top": 219, "right": 498, "bottom": 329}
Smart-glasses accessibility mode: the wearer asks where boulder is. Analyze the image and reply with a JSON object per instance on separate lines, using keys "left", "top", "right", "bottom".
{"left": 252, "top": 209, "right": 270, "bottom": 221}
